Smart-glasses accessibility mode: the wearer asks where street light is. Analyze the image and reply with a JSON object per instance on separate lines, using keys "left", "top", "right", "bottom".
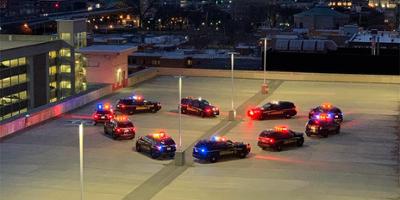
{"left": 261, "top": 37, "right": 269, "bottom": 94}
{"left": 79, "top": 123, "right": 84, "bottom": 200}
{"left": 175, "top": 76, "right": 185, "bottom": 166}
{"left": 178, "top": 76, "right": 182, "bottom": 150}
{"left": 228, "top": 52, "right": 239, "bottom": 121}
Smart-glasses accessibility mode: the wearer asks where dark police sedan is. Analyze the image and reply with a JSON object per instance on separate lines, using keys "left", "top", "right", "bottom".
{"left": 305, "top": 113, "right": 341, "bottom": 138}
{"left": 309, "top": 103, "right": 343, "bottom": 123}
{"left": 116, "top": 95, "right": 161, "bottom": 115}
{"left": 247, "top": 101, "right": 297, "bottom": 120}
{"left": 103, "top": 116, "right": 135, "bottom": 140}
{"left": 258, "top": 126, "right": 304, "bottom": 151}
{"left": 180, "top": 97, "right": 219, "bottom": 118}
{"left": 193, "top": 136, "right": 251, "bottom": 163}
{"left": 135, "top": 132, "right": 176, "bottom": 159}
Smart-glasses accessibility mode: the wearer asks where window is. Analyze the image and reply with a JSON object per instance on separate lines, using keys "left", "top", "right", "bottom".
{"left": 49, "top": 51, "right": 57, "bottom": 59}
{"left": 19, "top": 74, "right": 27, "bottom": 83}
{"left": 18, "top": 57, "right": 26, "bottom": 65}
{"left": 60, "top": 33, "right": 71, "bottom": 41}
{"left": 60, "top": 81, "right": 71, "bottom": 89}
{"left": 50, "top": 98, "right": 57, "bottom": 103}
{"left": 49, "top": 66, "right": 57, "bottom": 75}
{"left": 60, "top": 48, "right": 71, "bottom": 58}
{"left": 10, "top": 59, "right": 18, "bottom": 67}
{"left": 1, "top": 60, "right": 10, "bottom": 67}
{"left": 60, "top": 65, "right": 71, "bottom": 73}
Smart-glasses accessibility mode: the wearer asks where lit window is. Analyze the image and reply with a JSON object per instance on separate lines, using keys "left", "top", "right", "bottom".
{"left": 50, "top": 98, "right": 57, "bottom": 103}
{"left": 18, "top": 57, "right": 26, "bottom": 65}
{"left": 49, "top": 51, "right": 57, "bottom": 59}
{"left": 60, "top": 81, "right": 71, "bottom": 89}
{"left": 60, "top": 48, "right": 71, "bottom": 58}
{"left": 1, "top": 60, "right": 10, "bottom": 67}
{"left": 49, "top": 66, "right": 57, "bottom": 75}
{"left": 19, "top": 73, "right": 27, "bottom": 83}
{"left": 60, "top": 65, "right": 71, "bottom": 73}
{"left": 19, "top": 91, "right": 27, "bottom": 100}
{"left": 60, "top": 33, "right": 71, "bottom": 41}
{"left": 10, "top": 59, "right": 18, "bottom": 67}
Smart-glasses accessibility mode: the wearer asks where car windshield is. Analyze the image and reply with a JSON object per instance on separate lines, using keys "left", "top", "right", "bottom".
{"left": 158, "top": 138, "right": 175, "bottom": 145}
{"left": 262, "top": 103, "right": 272, "bottom": 109}
{"left": 117, "top": 122, "right": 134, "bottom": 128}
{"left": 120, "top": 99, "right": 135, "bottom": 105}
{"left": 96, "top": 110, "right": 112, "bottom": 114}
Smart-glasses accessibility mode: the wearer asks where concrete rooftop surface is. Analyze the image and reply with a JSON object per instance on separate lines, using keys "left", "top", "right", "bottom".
{"left": 0, "top": 76, "right": 399, "bottom": 200}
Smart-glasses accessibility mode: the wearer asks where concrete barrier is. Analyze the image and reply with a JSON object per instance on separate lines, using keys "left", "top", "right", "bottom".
{"left": 127, "top": 68, "right": 158, "bottom": 86}
{"left": 155, "top": 67, "right": 400, "bottom": 84}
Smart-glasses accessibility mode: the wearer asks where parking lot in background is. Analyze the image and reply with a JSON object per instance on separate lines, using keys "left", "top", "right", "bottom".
{"left": 1, "top": 76, "right": 399, "bottom": 200}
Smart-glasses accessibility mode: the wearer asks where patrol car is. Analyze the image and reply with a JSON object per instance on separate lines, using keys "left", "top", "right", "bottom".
{"left": 305, "top": 113, "right": 341, "bottom": 138}
{"left": 193, "top": 136, "right": 251, "bottom": 163}
{"left": 180, "top": 97, "right": 219, "bottom": 118}
{"left": 103, "top": 115, "right": 136, "bottom": 140}
{"left": 135, "top": 132, "right": 176, "bottom": 159}
{"left": 116, "top": 95, "right": 161, "bottom": 114}
{"left": 309, "top": 103, "right": 343, "bottom": 123}
{"left": 92, "top": 103, "right": 115, "bottom": 125}
{"left": 258, "top": 126, "right": 304, "bottom": 151}
{"left": 247, "top": 101, "right": 297, "bottom": 120}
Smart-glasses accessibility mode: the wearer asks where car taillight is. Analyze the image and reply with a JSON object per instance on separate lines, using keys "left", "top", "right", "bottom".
{"left": 131, "top": 127, "right": 136, "bottom": 132}
{"left": 249, "top": 110, "right": 254, "bottom": 116}
{"left": 94, "top": 114, "right": 99, "bottom": 119}
{"left": 116, "top": 128, "right": 121, "bottom": 132}
{"left": 205, "top": 108, "right": 211, "bottom": 112}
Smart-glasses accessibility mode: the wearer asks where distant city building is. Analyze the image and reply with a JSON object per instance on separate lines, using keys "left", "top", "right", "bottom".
{"left": 347, "top": 30, "right": 400, "bottom": 49}
{"left": 0, "top": 19, "right": 87, "bottom": 121}
{"left": 294, "top": 5, "right": 350, "bottom": 30}
{"left": 368, "top": 0, "right": 397, "bottom": 8}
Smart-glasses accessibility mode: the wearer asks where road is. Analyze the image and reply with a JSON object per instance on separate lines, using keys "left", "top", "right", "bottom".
{"left": 1, "top": 76, "right": 399, "bottom": 200}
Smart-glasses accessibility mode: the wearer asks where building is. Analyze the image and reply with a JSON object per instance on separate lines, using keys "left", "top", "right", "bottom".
{"left": 78, "top": 45, "right": 137, "bottom": 90}
{"left": 0, "top": 19, "right": 87, "bottom": 121}
{"left": 347, "top": 30, "right": 400, "bottom": 49}
{"left": 294, "top": 5, "right": 350, "bottom": 30}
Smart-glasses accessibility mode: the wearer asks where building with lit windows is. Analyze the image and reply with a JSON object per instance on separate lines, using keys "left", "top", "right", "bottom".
{"left": 0, "top": 19, "right": 87, "bottom": 121}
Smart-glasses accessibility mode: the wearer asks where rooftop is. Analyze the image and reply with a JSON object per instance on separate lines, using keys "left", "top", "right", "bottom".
{"left": 78, "top": 45, "right": 138, "bottom": 54}
{"left": 0, "top": 34, "right": 58, "bottom": 51}
{"left": 348, "top": 31, "right": 400, "bottom": 44}
{"left": 294, "top": 5, "right": 348, "bottom": 18}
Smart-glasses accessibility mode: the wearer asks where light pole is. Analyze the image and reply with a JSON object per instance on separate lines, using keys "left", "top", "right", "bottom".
{"left": 261, "top": 37, "right": 269, "bottom": 94}
{"left": 175, "top": 76, "right": 185, "bottom": 166}
{"left": 178, "top": 76, "right": 182, "bottom": 150}
{"left": 228, "top": 52, "right": 239, "bottom": 121}
{"left": 79, "top": 123, "right": 84, "bottom": 200}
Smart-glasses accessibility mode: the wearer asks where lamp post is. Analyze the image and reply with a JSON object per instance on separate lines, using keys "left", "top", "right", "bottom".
{"left": 178, "top": 76, "right": 182, "bottom": 150}
{"left": 175, "top": 76, "right": 185, "bottom": 166}
{"left": 228, "top": 52, "right": 239, "bottom": 121}
{"left": 79, "top": 123, "right": 84, "bottom": 200}
{"left": 261, "top": 37, "right": 269, "bottom": 94}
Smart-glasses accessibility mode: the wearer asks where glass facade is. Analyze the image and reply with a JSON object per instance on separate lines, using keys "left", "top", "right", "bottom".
{"left": 0, "top": 57, "right": 28, "bottom": 121}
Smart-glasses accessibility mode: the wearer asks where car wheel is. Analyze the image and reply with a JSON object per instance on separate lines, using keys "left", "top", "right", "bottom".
{"left": 181, "top": 108, "right": 186, "bottom": 114}
{"left": 151, "top": 108, "right": 157, "bottom": 113}
{"left": 306, "top": 132, "right": 311, "bottom": 137}
{"left": 111, "top": 132, "right": 117, "bottom": 140}
{"left": 150, "top": 150, "right": 159, "bottom": 159}
{"left": 200, "top": 111, "right": 205, "bottom": 118}
{"left": 209, "top": 155, "right": 218, "bottom": 163}
{"left": 297, "top": 138, "right": 304, "bottom": 147}
{"left": 169, "top": 153, "right": 175, "bottom": 158}
{"left": 94, "top": 122, "right": 97, "bottom": 126}
{"left": 136, "top": 143, "right": 142, "bottom": 152}
{"left": 103, "top": 127, "right": 107, "bottom": 134}
{"left": 321, "top": 131, "right": 329, "bottom": 138}
{"left": 336, "top": 126, "right": 341, "bottom": 134}
{"left": 274, "top": 145, "right": 282, "bottom": 152}
{"left": 285, "top": 113, "right": 291, "bottom": 119}
{"left": 238, "top": 151, "right": 247, "bottom": 158}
